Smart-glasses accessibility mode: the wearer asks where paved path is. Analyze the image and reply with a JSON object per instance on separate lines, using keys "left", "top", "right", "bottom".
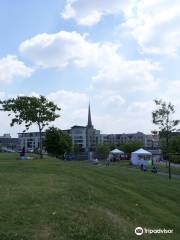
{"left": 160, "top": 161, "right": 180, "bottom": 168}
{"left": 158, "top": 171, "right": 180, "bottom": 178}
{"left": 171, "top": 163, "right": 180, "bottom": 168}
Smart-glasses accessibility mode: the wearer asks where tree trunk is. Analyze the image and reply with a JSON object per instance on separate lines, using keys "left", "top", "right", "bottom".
{"left": 168, "top": 156, "right": 171, "bottom": 180}
{"left": 166, "top": 136, "right": 168, "bottom": 168}
{"left": 166, "top": 132, "right": 171, "bottom": 179}
{"left": 39, "top": 128, "right": 43, "bottom": 159}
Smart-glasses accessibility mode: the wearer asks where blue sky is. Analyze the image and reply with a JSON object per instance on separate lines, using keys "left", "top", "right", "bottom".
{"left": 0, "top": 0, "right": 180, "bottom": 136}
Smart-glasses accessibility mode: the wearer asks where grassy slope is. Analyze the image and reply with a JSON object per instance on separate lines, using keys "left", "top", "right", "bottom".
{"left": 0, "top": 153, "right": 179, "bottom": 240}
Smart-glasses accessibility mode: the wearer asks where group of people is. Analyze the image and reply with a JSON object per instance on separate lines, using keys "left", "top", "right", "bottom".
{"left": 140, "top": 164, "right": 157, "bottom": 173}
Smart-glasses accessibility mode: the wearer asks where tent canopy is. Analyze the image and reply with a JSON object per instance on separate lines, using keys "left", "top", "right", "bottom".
{"left": 131, "top": 148, "right": 152, "bottom": 166}
{"left": 132, "top": 148, "right": 152, "bottom": 155}
{"left": 110, "top": 148, "right": 124, "bottom": 154}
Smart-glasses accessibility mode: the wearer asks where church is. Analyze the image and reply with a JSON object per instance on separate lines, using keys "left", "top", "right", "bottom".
{"left": 64, "top": 104, "right": 101, "bottom": 152}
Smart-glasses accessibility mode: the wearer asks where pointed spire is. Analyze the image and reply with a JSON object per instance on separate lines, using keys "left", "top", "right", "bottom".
{"left": 87, "top": 103, "right": 93, "bottom": 127}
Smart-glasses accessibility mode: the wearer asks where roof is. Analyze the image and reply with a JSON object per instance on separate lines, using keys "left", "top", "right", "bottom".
{"left": 110, "top": 148, "right": 124, "bottom": 154}
{"left": 71, "top": 125, "right": 86, "bottom": 129}
{"left": 87, "top": 103, "right": 93, "bottom": 128}
{"left": 132, "top": 148, "right": 152, "bottom": 155}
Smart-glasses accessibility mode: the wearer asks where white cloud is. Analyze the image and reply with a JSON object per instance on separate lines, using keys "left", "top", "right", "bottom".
{"left": 165, "top": 80, "right": 180, "bottom": 99}
{"left": 62, "top": 0, "right": 180, "bottom": 56}
{"left": 94, "top": 91, "right": 125, "bottom": 108}
{"left": 0, "top": 92, "right": 5, "bottom": 100}
{"left": 47, "top": 90, "right": 89, "bottom": 128}
{"left": 47, "top": 90, "right": 88, "bottom": 110}
{"left": 19, "top": 31, "right": 99, "bottom": 68}
{"left": 20, "top": 31, "right": 159, "bottom": 91}
{"left": 127, "top": 100, "right": 154, "bottom": 114}
{"left": 92, "top": 43, "right": 160, "bottom": 91}
{"left": 0, "top": 55, "right": 34, "bottom": 83}
{"left": 122, "top": 0, "right": 180, "bottom": 56}
{"left": 62, "top": 0, "right": 128, "bottom": 26}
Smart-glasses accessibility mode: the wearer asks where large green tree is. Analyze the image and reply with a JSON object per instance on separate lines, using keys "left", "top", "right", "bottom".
{"left": 44, "top": 127, "right": 72, "bottom": 156}
{"left": 96, "top": 144, "right": 110, "bottom": 159}
{"left": 160, "top": 135, "right": 180, "bottom": 163}
{"left": 160, "top": 135, "right": 180, "bottom": 154}
{"left": 152, "top": 99, "right": 180, "bottom": 179}
{"left": 118, "top": 141, "right": 143, "bottom": 154}
{"left": 0, "top": 96, "right": 60, "bottom": 158}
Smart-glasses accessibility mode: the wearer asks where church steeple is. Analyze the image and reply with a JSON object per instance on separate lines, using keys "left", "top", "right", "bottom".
{"left": 87, "top": 103, "right": 93, "bottom": 128}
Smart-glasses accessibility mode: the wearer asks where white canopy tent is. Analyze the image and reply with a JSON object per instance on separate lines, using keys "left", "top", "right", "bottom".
{"left": 110, "top": 149, "right": 124, "bottom": 154}
{"left": 131, "top": 148, "right": 152, "bottom": 166}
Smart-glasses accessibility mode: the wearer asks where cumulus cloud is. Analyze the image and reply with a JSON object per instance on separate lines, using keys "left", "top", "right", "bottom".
{"left": 47, "top": 90, "right": 88, "bottom": 110}
{"left": 122, "top": 0, "right": 180, "bottom": 56}
{"left": 47, "top": 90, "right": 89, "bottom": 128}
{"left": 165, "top": 80, "right": 180, "bottom": 99}
{"left": 62, "top": 0, "right": 180, "bottom": 56}
{"left": 0, "top": 92, "right": 5, "bottom": 100}
{"left": 94, "top": 91, "right": 125, "bottom": 108}
{"left": 19, "top": 31, "right": 159, "bottom": 91}
{"left": 92, "top": 43, "right": 160, "bottom": 91}
{"left": 0, "top": 55, "right": 34, "bottom": 83}
{"left": 62, "top": 0, "right": 128, "bottom": 26}
{"left": 19, "top": 31, "right": 99, "bottom": 68}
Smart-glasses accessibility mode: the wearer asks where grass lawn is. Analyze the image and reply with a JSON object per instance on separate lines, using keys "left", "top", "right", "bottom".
{"left": 0, "top": 153, "right": 179, "bottom": 240}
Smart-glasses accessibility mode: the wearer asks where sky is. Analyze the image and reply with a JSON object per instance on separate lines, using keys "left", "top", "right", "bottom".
{"left": 0, "top": 0, "right": 180, "bottom": 137}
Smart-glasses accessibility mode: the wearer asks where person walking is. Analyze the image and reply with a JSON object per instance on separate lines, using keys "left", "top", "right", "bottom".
{"left": 106, "top": 153, "right": 112, "bottom": 166}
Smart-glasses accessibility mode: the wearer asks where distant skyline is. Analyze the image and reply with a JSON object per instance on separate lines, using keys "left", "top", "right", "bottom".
{"left": 0, "top": 0, "right": 180, "bottom": 137}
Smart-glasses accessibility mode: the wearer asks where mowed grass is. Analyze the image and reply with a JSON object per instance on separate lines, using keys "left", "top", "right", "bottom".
{"left": 0, "top": 153, "right": 179, "bottom": 240}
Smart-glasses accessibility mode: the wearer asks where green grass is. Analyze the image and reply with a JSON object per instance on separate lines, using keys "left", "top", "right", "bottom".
{"left": 0, "top": 153, "right": 179, "bottom": 240}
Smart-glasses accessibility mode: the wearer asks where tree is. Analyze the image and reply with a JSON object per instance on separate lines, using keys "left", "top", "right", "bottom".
{"left": 44, "top": 127, "right": 72, "bottom": 156}
{"left": 160, "top": 135, "right": 180, "bottom": 154}
{"left": 0, "top": 96, "right": 60, "bottom": 158}
{"left": 160, "top": 135, "right": 180, "bottom": 164}
{"left": 118, "top": 141, "right": 143, "bottom": 155}
{"left": 168, "top": 135, "right": 180, "bottom": 153}
{"left": 96, "top": 144, "right": 110, "bottom": 159}
{"left": 152, "top": 99, "right": 180, "bottom": 179}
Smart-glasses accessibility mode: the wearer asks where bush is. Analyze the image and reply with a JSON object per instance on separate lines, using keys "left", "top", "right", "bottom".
{"left": 169, "top": 154, "right": 180, "bottom": 163}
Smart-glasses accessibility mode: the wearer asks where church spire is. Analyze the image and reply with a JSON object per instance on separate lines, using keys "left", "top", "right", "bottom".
{"left": 87, "top": 103, "right": 93, "bottom": 127}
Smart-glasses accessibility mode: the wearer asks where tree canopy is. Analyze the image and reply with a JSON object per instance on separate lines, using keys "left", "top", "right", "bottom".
{"left": 0, "top": 95, "right": 61, "bottom": 157}
{"left": 152, "top": 99, "right": 179, "bottom": 136}
{"left": 118, "top": 141, "right": 143, "bottom": 154}
{"left": 96, "top": 144, "right": 110, "bottom": 159}
{"left": 152, "top": 99, "right": 180, "bottom": 179}
{"left": 44, "top": 127, "right": 72, "bottom": 156}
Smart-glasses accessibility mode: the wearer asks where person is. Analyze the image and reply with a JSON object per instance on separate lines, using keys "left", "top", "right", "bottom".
{"left": 93, "top": 158, "right": 99, "bottom": 165}
{"left": 140, "top": 164, "right": 147, "bottom": 171}
{"left": 151, "top": 166, "right": 157, "bottom": 173}
{"left": 106, "top": 154, "right": 112, "bottom": 166}
{"left": 143, "top": 165, "right": 147, "bottom": 171}
{"left": 20, "top": 146, "right": 26, "bottom": 157}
